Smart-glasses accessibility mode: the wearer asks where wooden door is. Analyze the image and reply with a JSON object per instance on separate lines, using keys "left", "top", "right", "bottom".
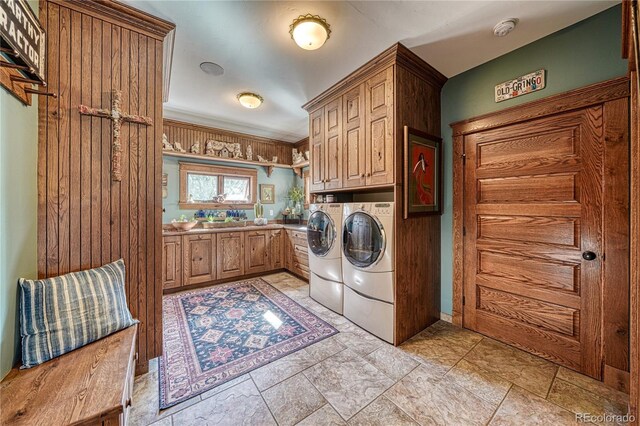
{"left": 245, "top": 230, "right": 269, "bottom": 274}
{"left": 162, "top": 236, "right": 182, "bottom": 289}
{"left": 310, "top": 108, "right": 325, "bottom": 192}
{"left": 343, "top": 84, "right": 366, "bottom": 188}
{"left": 183, "top": 234, "right": 216, "bottom": 285}
{"left": 463, "top": 107, "right": 605, "bottom": 378}
{"left": 365, "top": 67, "right": 394, "bottom": 186}
{"left": 269, "top": 229, "right": 284, "bottom": 270}
{"left": 324, "top": 99, "right": 343, "bottom": 190}
{"left": 217, "top": 232, "right": 245, "bottom": 280}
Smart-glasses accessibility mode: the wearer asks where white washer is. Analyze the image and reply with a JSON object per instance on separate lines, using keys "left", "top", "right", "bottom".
{"left": 342, "top": 202, "right": 394, "bottom": 343}
{"left": 307, "top": 203, "right": 343, "bottom": 314}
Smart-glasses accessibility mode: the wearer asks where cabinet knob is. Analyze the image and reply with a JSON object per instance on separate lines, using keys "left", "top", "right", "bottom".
{"left": 360, "top": 173, "right": 365, "bottom": 178}
{"left": 366, "top": 172, "right": 371, "bottom": 177}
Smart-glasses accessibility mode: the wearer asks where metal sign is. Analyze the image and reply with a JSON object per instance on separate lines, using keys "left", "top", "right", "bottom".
{"left": 0, "top": 0, "right": 45, "bottom": 82}
{"left": 495, "top": 69, "right": 545, "bottom": 102}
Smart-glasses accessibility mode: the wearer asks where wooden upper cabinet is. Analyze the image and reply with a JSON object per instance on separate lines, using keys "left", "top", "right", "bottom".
{"left": 183, "top": 234, "right": 216, "bottom": 285}
{"left": 162, "top": 236, "right": 182, "bottom": 289}
{"left": 343, "top": 84, "right": 367, "bottom": 188}
{"left": 245, "top": 230, "right": 269, "bottom": 274}
{"left": 269, "top": 229, "right": 285, "bottom": 270}
{"left": 310, "top": 109, "right": 325, "bottom": 192}
{"left": 302, "top": 43, "right": 446, "bottom": 194}
{"left": 324, "top": 98, "right": 343, "bottom": 190}
{"left": 365, "top": 67, "right": 394, "bottom": 186}
{"left": 217, "top": 232, "right": 245, "bottom": 280}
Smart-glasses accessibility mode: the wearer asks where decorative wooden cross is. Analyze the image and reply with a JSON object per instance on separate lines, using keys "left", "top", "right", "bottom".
{"left": 78, "top": 89, "right": 153, "bottom": 181}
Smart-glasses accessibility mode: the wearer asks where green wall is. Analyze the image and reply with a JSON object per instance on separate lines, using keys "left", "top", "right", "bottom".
{"left": 439, "top": 4, "right": 628, "bottom": 315}
{"left": 0, "top": 91, "right": 38, "bottom": 379}
{"left": 163, "top": 157, "right": 307, "bottom": 223}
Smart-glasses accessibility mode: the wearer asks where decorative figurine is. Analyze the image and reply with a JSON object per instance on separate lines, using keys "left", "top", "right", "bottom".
{"left": 173, "top": 142, "right": 186, "bottom": 152}
{"left": 257, "top": 155, "right": 269, "bottom": 163}
{"left": 232, "top": 143, "right": 243, "bottom": 159}
{"left": 246, "top": 145, "right": 253, "bottom": 161}
{"left": 162, "top": 133, "right": 174, "bottom": 151}
{"left": 272, "top": 156, "right": 278, "bottom": 163}
{"left": 292, "top": 148, "right": 305, "bottom": 164}
{"left": 304, "top": 150, "right": 310, "bottom": 160}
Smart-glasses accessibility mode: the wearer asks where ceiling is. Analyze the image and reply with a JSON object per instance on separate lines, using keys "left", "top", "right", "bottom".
{"left": 124, "top": 0, "right": 618, "bottom": 142}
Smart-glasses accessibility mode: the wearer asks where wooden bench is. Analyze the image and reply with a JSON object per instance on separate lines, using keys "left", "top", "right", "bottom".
{"left": 1, "top": 325, "right": 137, "bottom": 425}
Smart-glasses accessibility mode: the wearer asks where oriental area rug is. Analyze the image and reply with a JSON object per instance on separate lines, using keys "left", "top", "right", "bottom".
{"left": 159, "top": 278, "right": 338, "bottom": 408}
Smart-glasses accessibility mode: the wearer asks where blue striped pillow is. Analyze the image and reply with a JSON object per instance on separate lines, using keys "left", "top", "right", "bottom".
{"left": 19, "top": 259, "right": 137, "bottom": 368}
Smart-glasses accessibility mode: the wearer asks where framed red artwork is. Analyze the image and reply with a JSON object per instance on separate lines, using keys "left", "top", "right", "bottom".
{"left": 403, "top": 126, "right": 443, "bottom": 218}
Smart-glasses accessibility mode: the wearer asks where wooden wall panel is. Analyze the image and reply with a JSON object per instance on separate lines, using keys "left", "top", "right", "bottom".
{"left": 163, "top": 119, "right": 295, "bottom": 165}
{"left": 38, "top": 0, "right": 174, "bottom": 374}
{"left": 393, "top": 65, "right": 443, "bottom": 344}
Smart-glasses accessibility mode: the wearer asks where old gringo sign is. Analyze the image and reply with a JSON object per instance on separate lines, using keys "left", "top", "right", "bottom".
{"left": 0, "top": 0, "right": 45, "bottom": 82}
{"left": 495, "top": 69, "right": 545, "bottom": 102}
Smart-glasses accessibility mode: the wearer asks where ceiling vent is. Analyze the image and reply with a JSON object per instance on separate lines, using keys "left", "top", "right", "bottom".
{"left": 493, "top": 19, "right": 519, "bottom": 37}
{"left": 200, "top": 62, "right": 224, "bottom": 76}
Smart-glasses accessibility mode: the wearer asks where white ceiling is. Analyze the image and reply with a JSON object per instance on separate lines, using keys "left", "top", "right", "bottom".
{"left": 124, "top": 0, "right": 618, "bottom": 142}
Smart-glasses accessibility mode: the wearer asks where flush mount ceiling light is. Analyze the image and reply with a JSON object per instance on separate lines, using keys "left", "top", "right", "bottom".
{"left": 200, "top": 61, "right": 224, "bottom": 76}
{"left": 237, "top": 92, "right": 264, "bottom": 109}
{"left": 493, "top": 18, "right": 519, "bottom": 37}
{"left": 289, "top": 14, "right": 331, "bottom": 50}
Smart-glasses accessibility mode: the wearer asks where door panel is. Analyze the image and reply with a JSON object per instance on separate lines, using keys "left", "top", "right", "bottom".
{"left": 183, "top": 234, "right": 216, "bottom": 285}
{"left": 365, "top": 67, "right": 394, "bottom": 186}
{"left": 310, "top": 109, "right": 325, "bottom": 191}
{"left": 343, "top": 84, "right": 366, "bottom": 188}
{"left": 162, "top": 236, "right": 182, "bottom": 289}
{"left": 324, "top": 99, "right": 343, "bottom": 190}
{"left": 269, "top": 229, "right": 284, "bottom": 270}
{"left": 245, "top": 231, "right": 269, "bottom": 274}
{"left": 463, "top": 107, "right": 604, "bottom": 378}
{"left": 216, "top": 232, "right": 245, "bottom": 280}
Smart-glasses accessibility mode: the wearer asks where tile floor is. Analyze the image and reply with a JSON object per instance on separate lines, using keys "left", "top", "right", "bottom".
{"left": 130, "top": 272, "right": 630, "bottom": 426}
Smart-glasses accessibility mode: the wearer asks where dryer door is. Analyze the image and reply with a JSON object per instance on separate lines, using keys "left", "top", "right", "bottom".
{"left": 342, "top": 211, "right": 385, "bottom": 268}
{"left": 307, "top": 210, "right": 336, "bottom": 257}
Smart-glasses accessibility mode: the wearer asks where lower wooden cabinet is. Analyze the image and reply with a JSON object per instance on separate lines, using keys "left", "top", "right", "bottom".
{"left": 184, "top": 234, "right": 216, "bottom": 285}
{"left": 285, "top": 229, "right": 310, "bottom": 280}
{"left": 245, "top": 230, "right": 269, "bottom": 274}
{"left": 162, "top": 236, "right": 182, "bottom": 289}
{"left": 269, "top": 229, "right": 284, "bottom": 269}
{"left": 217, "top": 232, "right": 245, "bottom": 280}
{"left": 162, "top": 227, "right": 308, "bottom": 290}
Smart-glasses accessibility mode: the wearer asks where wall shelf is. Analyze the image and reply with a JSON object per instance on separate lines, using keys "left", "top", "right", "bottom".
{"left": 163, "top": 151, "right": 308, "bottom": 177}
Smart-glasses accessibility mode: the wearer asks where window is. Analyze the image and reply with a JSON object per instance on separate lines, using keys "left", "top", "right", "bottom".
{"left": 179, "top": 162, "right": 257, "bottom": 209}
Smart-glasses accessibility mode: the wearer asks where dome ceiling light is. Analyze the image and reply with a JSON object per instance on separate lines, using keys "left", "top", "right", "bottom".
{"left": 289, "top": 14, "right": 331, "bottom": 50}
{"left": 493, "top": 18, "right": 519, "bottom": 37}
{"left": 237, "top": 92, "right": 264, "bottom": 109}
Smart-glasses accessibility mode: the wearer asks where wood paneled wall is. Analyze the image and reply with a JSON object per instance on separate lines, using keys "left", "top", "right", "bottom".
{"left": 38, "top": 0, "right": 174, "bottom": 373}
{"left": 163, "top": 119, "right": 296, "bottom": 165}
{"left": 393, "top": 64, "right": 443, "bottom": 344}
{"left": 622, "top": 0, "right": 639, "bottom": 421}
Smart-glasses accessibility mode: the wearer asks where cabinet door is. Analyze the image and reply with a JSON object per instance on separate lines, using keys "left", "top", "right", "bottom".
{"left": 309, "top": 108, "right": 325, "bottom": 192}
{"left": 268, "top": 229, "right": 284, "bottom": 270}
{"left": 183, "top": 234, "right": 216, "bottom": 285}
{"left": 324, "top": 98, "right": 343, "bottom": 190}
{"left": 245, "top": 230, "right": 269, "bottom": 274}
{"left": 365, "top": 67, "right": 394, "bottom": 186}
{"left": 217, "top": 232, "right": 245, "bottom": 280}
{"left": 162, "top": 236, "right": 182, "bottom": 290}
{"left": 343, "top": 84, "right": 366, "bottom": 188}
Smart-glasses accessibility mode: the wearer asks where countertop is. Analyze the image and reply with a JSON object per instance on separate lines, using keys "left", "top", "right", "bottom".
{"left": 163, "top": 223, "right": 307, "bottom": 236}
